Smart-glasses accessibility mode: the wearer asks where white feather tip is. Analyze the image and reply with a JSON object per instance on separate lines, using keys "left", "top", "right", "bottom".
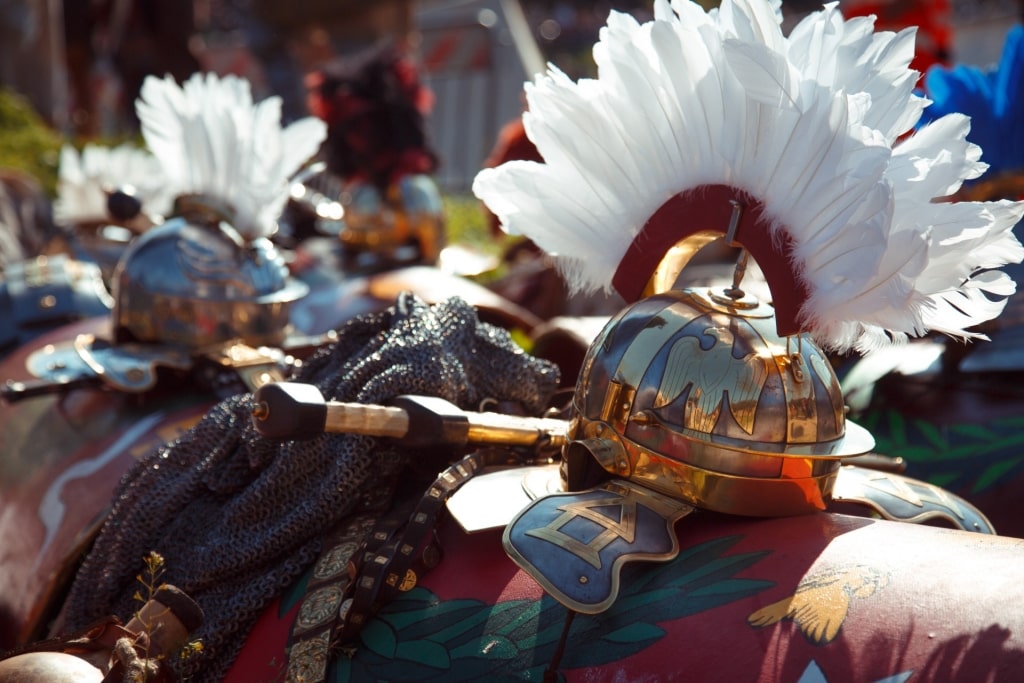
{"left": 136, "top": 72, "right": 327, "bottom": 240}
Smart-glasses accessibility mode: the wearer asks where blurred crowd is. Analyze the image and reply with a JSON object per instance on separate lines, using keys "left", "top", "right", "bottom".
{"left": 0, "top": 0, "right": 418, "bottom": 138}
{"left": 1, "top": 0, "right": 1022, "bottom": 142}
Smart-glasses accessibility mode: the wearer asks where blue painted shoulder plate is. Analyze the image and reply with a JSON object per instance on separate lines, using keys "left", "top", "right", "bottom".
{"left": 0, "top": 255, "right": 112, "bottom": 351}
{"left": 830, "top": 465, "right": 995, "bottom": 534}
{"left": 503, "top": 479, "right": 694, "bottom": 614}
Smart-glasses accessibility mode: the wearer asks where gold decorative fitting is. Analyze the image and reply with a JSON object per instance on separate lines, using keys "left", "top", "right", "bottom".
{"left": 629, "top": 411, "right": 657, "bottom": 427}
{"left": 787, "top": 352, "right": 805, "bottom": 383}
{"left": 689, "top": 287, "right": 774, "bottom": 319}
{"left": 399, "top": 569, "right": 418, "bottom": 591}
{"left": 642, "top": 231, "right": 723, "bottom": 297}
{"left": 707, "top": 287, "right": 760, "bottom": 310}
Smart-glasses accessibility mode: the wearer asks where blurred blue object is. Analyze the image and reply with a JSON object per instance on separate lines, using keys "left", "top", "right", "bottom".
{"left": 922, "top": 24, "right": 1024, "bottom": 178}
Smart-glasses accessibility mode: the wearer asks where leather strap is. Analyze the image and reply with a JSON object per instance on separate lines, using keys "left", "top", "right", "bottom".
{"left": 335, "top": 450, "right": 489, "bottom": 643}
{"left": 284, "top": 514, "right": 376, "bottom": 683}
{"left": 285, "top": 449, "right": 494, "bottom": 682}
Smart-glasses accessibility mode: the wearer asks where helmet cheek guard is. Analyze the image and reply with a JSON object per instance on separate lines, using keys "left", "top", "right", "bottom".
{"left": 563, "top": 288, "right": 874, "bottom": 517}
{"left": 561, "top": 435, "right": 624, "bottom": 493}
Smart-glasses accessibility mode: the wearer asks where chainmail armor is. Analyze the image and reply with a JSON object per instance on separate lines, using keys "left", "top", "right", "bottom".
{"left": 63, "top": 293, "right": 560, "bottom": 682}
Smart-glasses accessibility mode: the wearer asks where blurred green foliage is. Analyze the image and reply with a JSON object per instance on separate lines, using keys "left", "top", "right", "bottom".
{"left": 443, "top": 193, "right": 499, "bottom": 252}
{"left": 441, "top": 192, "right": 514, "bottom": 285}
{"left": 0, "top": 89, "right": 62, "bottom": 196}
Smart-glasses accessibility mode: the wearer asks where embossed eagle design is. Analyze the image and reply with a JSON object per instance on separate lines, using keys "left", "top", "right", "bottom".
{"left": 654, "top": 325, "right": 770, "bottom": 434}
{"left": 747, "top": 565, "right": 890, "bottom": 645}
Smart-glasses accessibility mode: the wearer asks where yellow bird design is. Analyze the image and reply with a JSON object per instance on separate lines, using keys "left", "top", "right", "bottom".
{"left": 654, "top": 325, "right": 769, "bottom": 434}
{"left": 747, "top": 565, "right": 889, "bottom": 645}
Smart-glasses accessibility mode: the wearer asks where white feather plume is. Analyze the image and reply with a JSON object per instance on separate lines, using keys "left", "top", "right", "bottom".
{"left": 135, "top": 72, "right": 327, "bottom": 239}
{"left": 54, "top": 143, "right": 172, "bottom": 226}
{"left": 473, "top": 0, "right": 1024, "bottom": 353}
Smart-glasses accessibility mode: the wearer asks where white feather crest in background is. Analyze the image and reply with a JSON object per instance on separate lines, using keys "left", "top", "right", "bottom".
{"left": 54, "top": 143, "right": 171, "bottom": 226}
{"left": 472, "top": 0, "right": 1024, "bottom": 353}
{"left": 136, "top": 72, "right": 327, "bottom": 240}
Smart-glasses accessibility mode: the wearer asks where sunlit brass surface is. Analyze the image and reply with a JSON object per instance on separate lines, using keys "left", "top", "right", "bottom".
{"left": 311, "top": 402, "right": 569, "bottom": 448}
{"left": 568, "top": 421, "right": 839, "bottom": 516}
{"left": 203, "top": 342, "right": 291, "bottom": 390}
{"left": 566, "top": 288, "right": 873, "bottom": 516}
{"left": 465, "top": 412, "right": 569, "bottom": 449}
{"left": 641, "top": 232, "right": 723, "bottom": 298}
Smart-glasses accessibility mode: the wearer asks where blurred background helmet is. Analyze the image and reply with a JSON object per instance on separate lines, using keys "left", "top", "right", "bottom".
{"left": 564, "top": 287, "right": 874, "bottom": 517}
{"left": 112, "top": 195, "right": 307, "bottom": 349}
{"left": 337, "top": 174, "right": 444, "bottom": 267}
{"left": 287, "top": 162, "right": 445, "bottom": 267}
{"left": 293, "top": 43, "right": 445, "bottom": 268}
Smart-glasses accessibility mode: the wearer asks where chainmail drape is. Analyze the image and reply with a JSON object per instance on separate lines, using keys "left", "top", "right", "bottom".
{"left": 63, "top": 293, "right": 560, "bottom": 682}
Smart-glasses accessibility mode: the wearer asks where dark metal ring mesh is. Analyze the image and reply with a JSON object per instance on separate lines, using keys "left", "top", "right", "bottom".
{"left": 63, "top": 293, "right": 560, "bottom": 682}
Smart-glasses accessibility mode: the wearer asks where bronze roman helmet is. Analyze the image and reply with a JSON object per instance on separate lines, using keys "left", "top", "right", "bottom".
{"left": 112, "top": 194, "right": 307, "bottom": 349}
{"left": 563, "top": 283, "right": 874, "bottom": 517}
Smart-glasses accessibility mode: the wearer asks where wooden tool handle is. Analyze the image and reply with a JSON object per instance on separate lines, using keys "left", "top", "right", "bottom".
{"left": 324, "top": 402, "right": 409, "bottom": 438}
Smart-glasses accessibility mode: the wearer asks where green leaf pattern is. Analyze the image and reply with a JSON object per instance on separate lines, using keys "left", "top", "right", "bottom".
{"left": 857, "top": 409, "right": 1024, "bottom": 495}
{"left": 329, "top": 536, "right": 772, "bottom": 681}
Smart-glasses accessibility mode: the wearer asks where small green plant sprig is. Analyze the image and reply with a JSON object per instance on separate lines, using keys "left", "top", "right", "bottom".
{"left": 132, "top": 550, "right": 167, "bottom": 607}
{"left": 128, "top": 551, "right": 203, "bottom": 682}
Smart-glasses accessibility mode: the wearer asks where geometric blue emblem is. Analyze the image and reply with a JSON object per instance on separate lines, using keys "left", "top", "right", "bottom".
{"left": 503, "top": 479, "right": 693, "bottom": 613}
